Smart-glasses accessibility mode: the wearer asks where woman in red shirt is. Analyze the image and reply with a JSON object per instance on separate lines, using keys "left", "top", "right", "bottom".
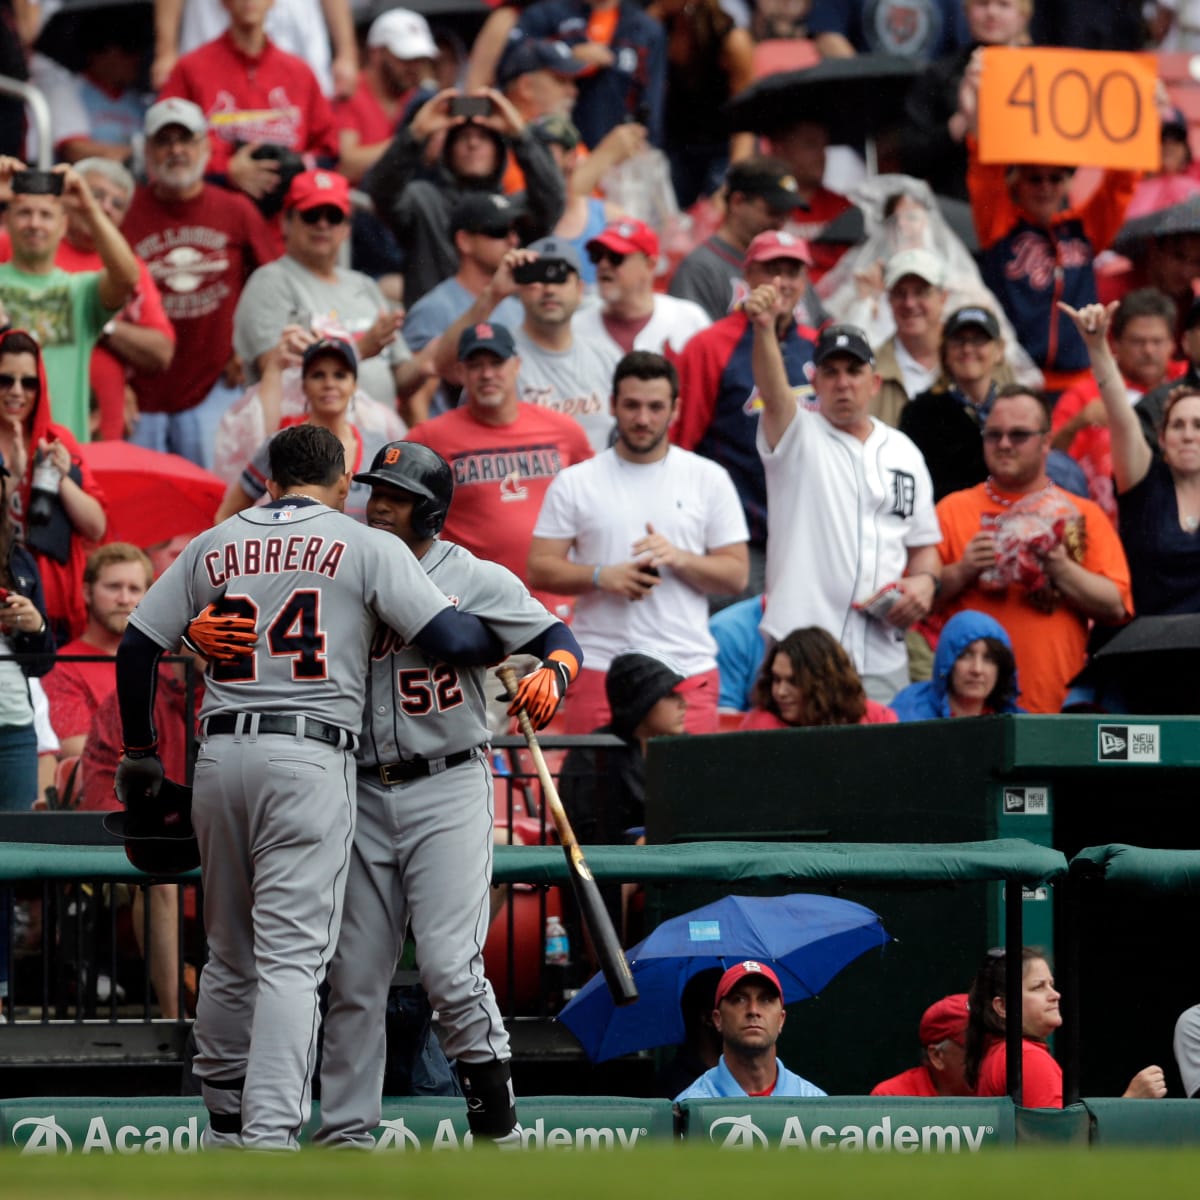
{"left": 965, "top": 946, "right": 1166, "bottom": 1106}
{"left": 739, "top": 626, "right": 896, "bottom": 730}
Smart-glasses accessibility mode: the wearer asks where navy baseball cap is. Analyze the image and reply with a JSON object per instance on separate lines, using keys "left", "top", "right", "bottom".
{"left": 458, "top": 321, "right": 517, "bottom": 361}
{"left": 813, "top": 324, "right": 874, "bottom": 366}
{"left": 302, "top": 336, "right": 358, "bottom": 376}
{"left": 497, "top": 38, "right": 586, "bottom": 87}
{"left": 942, "top": 306, "right": 1000, "bottom": 341}
{"left": 526, "top": 236, "right": 583, "bottom": 275}
{"left": 450, "top": 192, "right": 520, "bottom": 237}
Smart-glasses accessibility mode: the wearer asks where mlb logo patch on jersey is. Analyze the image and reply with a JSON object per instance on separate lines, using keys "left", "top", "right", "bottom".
{"left": 271, "top": 509, "right": 296, "bottom": 521}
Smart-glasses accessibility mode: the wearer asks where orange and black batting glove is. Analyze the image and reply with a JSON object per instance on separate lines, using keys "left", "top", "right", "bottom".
{"left": 182, "top": 602, "right": 257, "bottom": 665}
{"left": 508, "top": 650, "right": 579, "bottom": 731}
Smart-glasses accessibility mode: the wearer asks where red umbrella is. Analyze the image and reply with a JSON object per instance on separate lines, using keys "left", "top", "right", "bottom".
{"left": 78, "top": 442, "right": 225, "bottom": 549}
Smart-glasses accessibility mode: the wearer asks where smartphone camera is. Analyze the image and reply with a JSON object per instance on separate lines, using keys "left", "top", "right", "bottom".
{"left": 449, "top": 96, "right": 493, "bottom": 119}
{"left": 12, "top": 169, "right": 64, "bottom": 197}
{"left": 512, "top": 258, "right": 574, "bottom": 285}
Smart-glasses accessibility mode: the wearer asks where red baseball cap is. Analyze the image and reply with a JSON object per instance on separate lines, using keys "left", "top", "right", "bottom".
{"left": 285, "top": 169, "right": 352, "bottom": 215}
{"left": 919, "top": 993, "right": 969, "bottom": 1047}
{"left": 586, "top": 217, "right": 659, "bottom": 260}
{"left": 714, "top": 960, "right": 783, "bottom": 1005}
{"left": 744, "top": 229, "right": 813, "bottom": 268}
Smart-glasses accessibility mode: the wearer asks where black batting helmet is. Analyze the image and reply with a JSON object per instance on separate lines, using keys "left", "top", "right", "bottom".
{"left": 353, "top": 441, "right": 453, "bottom": 540}
{"left": 103, "top": 778, "right": 200, "bottom": 875}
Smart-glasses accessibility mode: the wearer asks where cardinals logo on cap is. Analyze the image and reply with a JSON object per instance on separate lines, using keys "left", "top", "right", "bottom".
{"left": 476, "top": 323, "right": 494, "bottom": 338}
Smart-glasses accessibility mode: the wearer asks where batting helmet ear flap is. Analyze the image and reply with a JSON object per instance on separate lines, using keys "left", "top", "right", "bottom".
{"left": 103, "top": 778, "right": 200, "bottom": 875}
{"left": 352, "top": 441, "right": 454, "bottom": 539}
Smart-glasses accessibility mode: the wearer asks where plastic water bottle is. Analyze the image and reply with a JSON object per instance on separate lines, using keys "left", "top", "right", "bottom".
{"left": 544, "top": 914, "right": 571, "bottom": 1011}
{"left": 544, "top": 915, "right": 570, "bottom": 966}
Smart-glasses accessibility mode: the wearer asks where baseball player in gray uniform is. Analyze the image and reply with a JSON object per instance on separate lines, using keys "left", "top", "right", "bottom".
{"left": 314, "top": 440, "right": 581, "bottom": 1149}
{"left": 114, "top": 425, "right": 506, "bottom": 1151}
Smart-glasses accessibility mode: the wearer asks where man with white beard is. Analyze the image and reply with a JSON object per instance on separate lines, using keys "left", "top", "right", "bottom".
{"left": 122, "top": 98, "right": 278, "bottom": 469}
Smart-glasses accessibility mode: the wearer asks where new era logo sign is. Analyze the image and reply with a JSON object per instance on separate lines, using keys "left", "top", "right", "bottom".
{"left": 1002, "top": 787, "right": 1048, "bottom": 815}
{"left": 1098, "top": 724, "right": 1161, "bottom": 763}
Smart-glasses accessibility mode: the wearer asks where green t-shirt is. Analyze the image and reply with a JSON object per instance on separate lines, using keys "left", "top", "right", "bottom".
{"left": 0, "top": 263, "right": 111, "bottom": 442}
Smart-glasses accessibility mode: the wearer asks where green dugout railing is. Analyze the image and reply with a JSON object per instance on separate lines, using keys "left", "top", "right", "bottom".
{"left": 0, "top": 830, "right": 1065, "bottom": 1106}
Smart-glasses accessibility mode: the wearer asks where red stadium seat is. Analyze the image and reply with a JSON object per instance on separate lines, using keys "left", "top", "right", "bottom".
{"left": 1157, "top": 51, "right": 1200, "bottom": 85}
{"left": 753, "top": 38, "right": 820, "bottom": 80}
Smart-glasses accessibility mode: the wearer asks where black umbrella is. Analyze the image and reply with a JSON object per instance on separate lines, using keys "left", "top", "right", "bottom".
{"left": 1112, "top": 195, "right": 1200, "bottom": 260}
{"left": 34, "top": 0, "right": 153, "bottom": 75}
{"left": 724, "top": 54, "right": 919, "bottom": 145}
{"left": 1071, "top": 614, "right": 1200, "bottom": 714}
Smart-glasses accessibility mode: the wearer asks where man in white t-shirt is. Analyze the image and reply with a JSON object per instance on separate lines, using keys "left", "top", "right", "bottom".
{"left": 528, "top": 350, "right": 749, "bottom": 733}
{"left": 750, "top": 289, "right": 942, "bottom": 703}
{"left": 573, "top": 218, "right": 710, "bottom": 360}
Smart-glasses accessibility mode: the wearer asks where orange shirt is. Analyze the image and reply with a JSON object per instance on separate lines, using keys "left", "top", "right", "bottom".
{"left": 936, "top": 483, "right": 1133, "bottom": 713}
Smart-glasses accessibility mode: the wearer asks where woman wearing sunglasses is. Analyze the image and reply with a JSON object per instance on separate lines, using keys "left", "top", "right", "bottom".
{"left": 965, "top": 946, "right": 1165, "bottom": 1105}
{"left": 0, "top": 328, "right": 106, "bottom": 644}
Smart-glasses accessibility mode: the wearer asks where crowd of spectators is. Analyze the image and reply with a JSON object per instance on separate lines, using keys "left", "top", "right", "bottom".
{"left": 2, "top": 0, "right": 1200, "bottom": 1079}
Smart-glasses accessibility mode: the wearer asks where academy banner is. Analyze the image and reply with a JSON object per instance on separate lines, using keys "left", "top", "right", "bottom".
{"left": 678, "top": 1097, "right": 1017, "bottom": 1152}
{"left": 0, "top": 1096, "right": 674, "bottom": 1155}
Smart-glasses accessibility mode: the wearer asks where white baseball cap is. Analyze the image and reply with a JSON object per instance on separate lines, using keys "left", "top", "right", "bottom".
{"left": 367, "top": 9, "right": 437, "bottom": 61}
{"left": 885, "top": 247, "right": 944, "bottom": 291}
{"left": 144, "top": 98, "right": 207, "bottom": 138}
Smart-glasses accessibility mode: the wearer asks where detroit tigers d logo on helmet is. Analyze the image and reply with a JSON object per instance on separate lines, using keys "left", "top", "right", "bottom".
{"left": 353, "top": 441, "right": 454, "bottom": 540}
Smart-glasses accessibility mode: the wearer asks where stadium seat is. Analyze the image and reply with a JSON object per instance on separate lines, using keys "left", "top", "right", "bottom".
{"left": 753, "top": 38, "right": 820, "bottom": 80}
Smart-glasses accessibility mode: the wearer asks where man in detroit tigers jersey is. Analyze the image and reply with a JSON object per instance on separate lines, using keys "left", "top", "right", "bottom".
{"left": 315, "top": 440, "right": 581, "bottom": 1148}
{"left": 751, "top": 301, "right": 942, "bottom": 702}
{"left": 114, "top": 425, "right": 504, "bottom": 1151}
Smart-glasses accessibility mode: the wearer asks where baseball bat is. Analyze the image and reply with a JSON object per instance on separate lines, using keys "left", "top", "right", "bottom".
{"left": 498, "top": 667, "right": 639, "bottom": 1007}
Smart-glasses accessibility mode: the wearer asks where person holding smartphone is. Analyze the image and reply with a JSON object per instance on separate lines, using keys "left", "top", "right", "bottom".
{"left": 364, "top": 86, "right": 565, "bottom": 306}
{"left": 0, "top": 159, "right": 140, "bottom": 445}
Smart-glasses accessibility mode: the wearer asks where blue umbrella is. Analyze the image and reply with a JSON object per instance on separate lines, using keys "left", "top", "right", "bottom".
{"left": 558, "top": 893, "right": 893, "bottom": 1062}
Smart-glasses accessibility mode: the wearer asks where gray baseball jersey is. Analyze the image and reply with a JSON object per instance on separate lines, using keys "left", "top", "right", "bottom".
{"left": 317, "top": 538, "right": 557, "bottom": 1148}
{"left": 358, "top": 539, "right": 557, "bottom": 763}
{"left": 127, "top": 499, "right": 451, "bottom": 1150}
{"left": 130, "top": 501, "right": 451, "bottom": 733}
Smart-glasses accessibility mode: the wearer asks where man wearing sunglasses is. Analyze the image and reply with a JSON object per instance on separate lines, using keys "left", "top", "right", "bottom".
{"left": 234, "top": 168, "right": 426, "bottom": 420}
{"left": 935, "top": 386, "right": 1132, "bottom": 713}
{"left": 573, "top": 217, "right": 709, "bottom": 361}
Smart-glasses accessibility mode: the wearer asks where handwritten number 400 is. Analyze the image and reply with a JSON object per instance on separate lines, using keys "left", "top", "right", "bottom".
{"left": 1006, "top": 63, "right": 1141, "bottom": 143}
